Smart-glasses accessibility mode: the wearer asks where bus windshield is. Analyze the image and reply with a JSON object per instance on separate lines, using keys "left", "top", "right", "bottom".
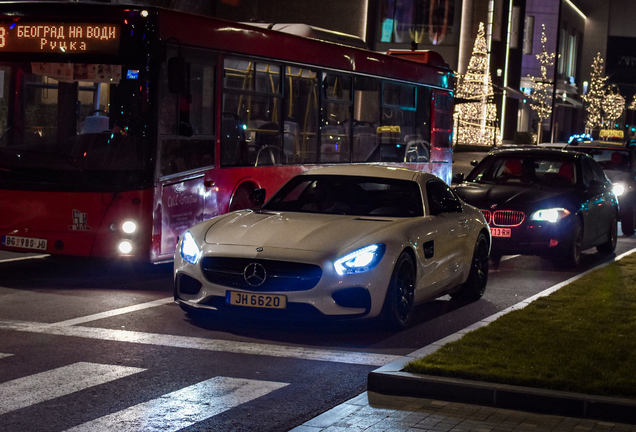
{"left": 0, "top": 61, "right": 151, "bottom": 192}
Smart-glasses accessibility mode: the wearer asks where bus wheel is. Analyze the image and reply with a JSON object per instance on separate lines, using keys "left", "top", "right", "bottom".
{"left": 228, "top": 182, "right": 257, "bottom": 212}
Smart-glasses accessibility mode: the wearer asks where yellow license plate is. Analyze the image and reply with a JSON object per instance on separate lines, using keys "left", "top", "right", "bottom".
{"left": 226, "top": 291, "right": 287, "bottom": 309}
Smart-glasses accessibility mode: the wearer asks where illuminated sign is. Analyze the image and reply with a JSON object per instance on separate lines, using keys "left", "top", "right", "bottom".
{"left": 0, "top": 23, "right": 120, "bottom": 54}
{"left": 599, "top": 129, "right": 624, "bottom": 139}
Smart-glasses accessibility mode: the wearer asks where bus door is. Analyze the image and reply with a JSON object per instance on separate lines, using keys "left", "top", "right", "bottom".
{"left": 431, "top": 90, "right": 453, "bottom": 184}
{"left": 154, "top": 48, "right": 217, "bottom": 261}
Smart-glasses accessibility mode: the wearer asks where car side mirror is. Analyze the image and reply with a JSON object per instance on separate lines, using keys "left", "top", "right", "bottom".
{"left": 451, "top": 173, "right": 465, "bottom": 184}
{"left": 441, "top": 198, "right": 462, "bottom": 213}
{"left": 249, "top": 188, "right": 266, "bottom": 208}
{"left": 588, "top": 179, "right": 606, "bottom": 192}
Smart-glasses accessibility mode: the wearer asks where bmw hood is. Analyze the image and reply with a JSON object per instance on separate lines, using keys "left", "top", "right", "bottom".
{"left": 203, "top": 210, "right": 400, "bottom": 252}
{"left": 455, "top": 182, "right": 572, "bottom": 210}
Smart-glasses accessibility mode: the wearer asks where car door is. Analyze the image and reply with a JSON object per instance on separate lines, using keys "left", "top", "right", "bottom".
{"left": 419, "top": 179, "right": 471, "bottom": 297}
{"left": 581, "top": 157, "right": 614, "bottom": 244}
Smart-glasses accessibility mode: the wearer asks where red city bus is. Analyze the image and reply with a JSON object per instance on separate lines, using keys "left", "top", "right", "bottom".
{"left": 0, "top": 3, "right": 454, "bottom": 263}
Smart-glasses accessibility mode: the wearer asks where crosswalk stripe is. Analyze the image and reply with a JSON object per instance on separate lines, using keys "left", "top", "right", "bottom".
{"left": 0, "top": 320, "right": 401, "bottom": 366}
{"left": 0, "top": 362, "right": 145, "bottom": 415}
{"left": 63, "top": 376, "right": 288, "bottom": 432}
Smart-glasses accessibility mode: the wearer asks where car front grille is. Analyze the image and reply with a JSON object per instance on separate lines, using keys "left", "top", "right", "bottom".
{"left": 481, "top": 209, "right": 525, "bottom": 227}
{"left": 200, "top": 257, "right": 322, "bottom": 292}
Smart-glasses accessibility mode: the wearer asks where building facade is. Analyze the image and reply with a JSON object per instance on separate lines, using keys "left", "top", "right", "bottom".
{"left": 116, "top": 0, "right": 636, "bottom": 143}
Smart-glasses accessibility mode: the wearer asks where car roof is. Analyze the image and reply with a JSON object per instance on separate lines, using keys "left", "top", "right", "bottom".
{"left": 300, "top": 164, "right": 439, "bottom": 182}
{"left": 566, "top": 144, "right": 629, "bottom": 152}
{"left": 486, "top": 147, "right": 584, "bottom": 159}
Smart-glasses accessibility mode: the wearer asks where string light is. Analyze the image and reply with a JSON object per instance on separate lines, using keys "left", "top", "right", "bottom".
{"left": 526, "top": 24, "right": 555, "bottom": 143}
{"left": 453, "top": 22, "right": 501, "bottom": 146}
{"left": 581, "top": 53, "right": 609, "bottom": 133}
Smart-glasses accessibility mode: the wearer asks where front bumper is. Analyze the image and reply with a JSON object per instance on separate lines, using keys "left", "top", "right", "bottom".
{"left": 173, "top": 244, "right": 397, "bottom": 321}
{"left": 488, "top": 217, "right": 575, "bottom": 257}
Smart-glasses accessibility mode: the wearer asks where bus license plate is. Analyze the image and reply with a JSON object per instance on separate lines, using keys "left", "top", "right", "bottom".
{"left": 227, "top": 291, "right": 287, "bottom": 309}
{"left": 2, "top": 235, "right": 48, "bottom": 251}
{"left": 491, "top": 228, "right": 511, "bottom": 237}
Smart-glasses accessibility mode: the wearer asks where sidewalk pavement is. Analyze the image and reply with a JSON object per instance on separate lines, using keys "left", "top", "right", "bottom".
{"left": 290, "top": 251, "right": 636, "bottom": 432}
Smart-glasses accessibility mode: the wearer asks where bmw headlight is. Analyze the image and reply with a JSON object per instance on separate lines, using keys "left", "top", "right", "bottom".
{"left": 180, "top": 231, "right": 202, "bottom": 265}
{"left": 530, "top": 208, "right": 571, "bottom": 223}
{"left": 334, "top": 244, "right": 386, "bottom": 275}
{"left": 613, "top": 183, "right": 625, "bottom": 196}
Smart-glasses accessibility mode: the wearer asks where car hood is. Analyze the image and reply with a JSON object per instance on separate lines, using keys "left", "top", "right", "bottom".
{"left": 203, "top": 210, "right": 402, "bottom": 252}
{"left": 455, "top": 182, "right": 572, "bottom": 210}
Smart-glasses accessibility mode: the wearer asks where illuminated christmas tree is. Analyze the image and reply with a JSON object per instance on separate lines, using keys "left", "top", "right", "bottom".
{"left": 453, "top": 22, "right": 500, "bottom": 146}
{"left": 601, "top": 86, "right": 625, "bottom": 128}
{"left": 582, "top": 53, "right": 609, "bottom": 133}
{"left": 527, "top": 25, "right": 555, "bottom": 144}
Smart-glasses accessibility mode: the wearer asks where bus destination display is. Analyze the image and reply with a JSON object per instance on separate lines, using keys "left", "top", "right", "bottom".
{"left": 0, "top": 23, "right": 120, "bottom": 54}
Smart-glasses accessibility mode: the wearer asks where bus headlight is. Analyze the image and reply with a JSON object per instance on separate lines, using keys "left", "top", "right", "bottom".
{"left": 122, "top": 220, "right": 137, "bottom": 234}
{"left": 530, "top": 208, "right": 571, "bottom": 223}
{"left": 118, "top": 240, "right": 134, "bottom": 255}
{"left": 180, "top": 231, "right": 202, "bottom": 265}
{"left": 334, "top": 244, "right": 385, "bottom": 275}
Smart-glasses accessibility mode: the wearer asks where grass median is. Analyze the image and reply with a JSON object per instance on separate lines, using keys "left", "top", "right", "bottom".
{"left": 404, "top": 252, "right": 636, "bottom": 400}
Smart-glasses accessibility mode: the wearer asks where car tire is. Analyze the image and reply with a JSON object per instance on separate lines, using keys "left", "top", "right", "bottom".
{"left": 621, "top": 203, "right": 635, "bottom": 236}
{"left": 383, "top": 252, "right": 415, "bottom": 331}
{"left": 560, "top": 217, "right": 583, "bottom": 267}
{"left": 597, "top": 213, "right": 618, "bottom": 254}
{"left": 451, "top": 232, "right": 489, "bottom": 302}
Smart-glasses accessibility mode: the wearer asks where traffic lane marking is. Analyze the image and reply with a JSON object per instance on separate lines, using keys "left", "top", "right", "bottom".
{"left": 63, "top": 376, "right": 288, "bottom": 432}
{"left": 0, "top": 320, "right": 402, "bottom": 366}
{"left": 44, "top": 297, "right": 175, "bottom": 327}
{"left": 0, "top": 362, "right": 145, "bottom": 415}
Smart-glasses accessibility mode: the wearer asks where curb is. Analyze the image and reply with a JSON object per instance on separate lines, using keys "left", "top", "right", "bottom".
{"left": 368, "top": 367, "right": 636, "bottom": 425}
{"left": 368, "top": 248, "right": 636, "bottom": 426}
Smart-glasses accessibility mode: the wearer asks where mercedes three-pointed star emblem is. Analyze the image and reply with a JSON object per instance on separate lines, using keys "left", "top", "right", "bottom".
{"left": 243, "top": 262, "right": 267, "bottom": 287}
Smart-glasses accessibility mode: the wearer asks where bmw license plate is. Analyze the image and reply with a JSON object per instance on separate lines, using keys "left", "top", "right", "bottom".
{"left": 491, "top": 227, "right": 511, "bottom": 237}
{"left": 226, "top": 291, "right": 287, "bottom": 309}
{"left": 2, "top": 235, "right": 48, "bottom": 251}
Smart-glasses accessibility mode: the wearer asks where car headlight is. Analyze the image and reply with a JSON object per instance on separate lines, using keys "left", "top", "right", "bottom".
{"left": 180, "top": 231, "right": 202, "bottom": 265}
{"left": 530, "top": 208, "right": 571, "bottom": 223}
{"left": 613, "top": 183, "right": 625, "bottom": 196}
{"left": 334, "top": 244, "right": 385, "bottom": 275}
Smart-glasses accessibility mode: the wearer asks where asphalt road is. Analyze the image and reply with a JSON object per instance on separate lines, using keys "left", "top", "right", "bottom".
{"left": 2, "top": 228, "right": 636, "bottom": 432}
{"left": 2, "top": 148, "right": 634, "bottom": 431}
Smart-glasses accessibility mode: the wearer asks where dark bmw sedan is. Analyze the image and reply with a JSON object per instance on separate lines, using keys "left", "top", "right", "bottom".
{"left": 454, "top": 148, "right": 618, "bottom": 267}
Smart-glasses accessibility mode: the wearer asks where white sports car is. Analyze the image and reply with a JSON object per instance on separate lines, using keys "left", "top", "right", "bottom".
{"left": 174, "top": 165, "right": 491, "bottom": 329}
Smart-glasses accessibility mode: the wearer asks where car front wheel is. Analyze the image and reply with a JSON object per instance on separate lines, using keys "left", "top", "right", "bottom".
{"left": 597, "top": 213, "right": 618, "bottom": 254}
{"left": 383, "top": 252, "right": 415, "bottom": 330}
{"left": 451, "top": 232, "right": 489, "bottom": 302}
{"left": 559, "top": 217, "right": 583, "bottom": 267}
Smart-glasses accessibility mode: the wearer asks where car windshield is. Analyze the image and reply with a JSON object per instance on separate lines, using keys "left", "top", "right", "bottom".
{"left": 262, "top": 174, "right": 424, "bottom": 217}
{"left": 466, "top": 156, "right": 577, "bottom": 187}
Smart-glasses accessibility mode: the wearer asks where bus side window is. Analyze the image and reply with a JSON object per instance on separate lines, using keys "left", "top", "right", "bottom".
{"left": 285, "top": 66, "right": 319, "bottom": 164}
{"left": 321, "top": 73, "right": 351, "bottom": 163}
{"left": 353, "top": 76, "right": 380, "bottom": 162}
{"left": 159, "top": 51, "right": 215, "bottom": 177}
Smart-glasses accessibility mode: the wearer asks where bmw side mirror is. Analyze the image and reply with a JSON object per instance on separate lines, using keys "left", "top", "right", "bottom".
{"left": 451, "top": 173, "right": 465, "bottom": 184}
{"left": 250, "top": 188, "right": 266, "bottom": 208}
